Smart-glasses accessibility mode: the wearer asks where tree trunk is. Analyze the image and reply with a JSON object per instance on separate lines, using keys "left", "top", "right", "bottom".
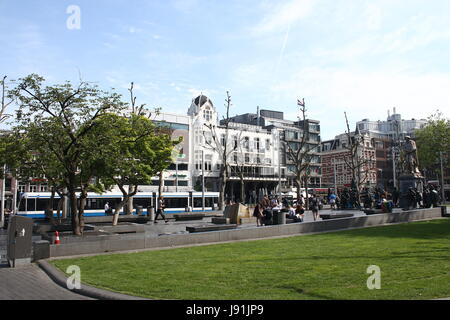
{"left": 56, "top": 198, "right": 63, "bottom": 222}
{"left": 304, "top": 175, "right": 309, "bottom": 210}
{"left": 296, "top": 177, "right": 302, "bottom": 205}
{"left": 126, "top": 185, "right": 134, "bottom": 215}
{"left": 240, "top": 179, "right": 245, "bottom": 204}
{"left": 219, "top": 175, "right": 227, "bottom": 210}
{"left": 112, "top": 198, "right": 128, "bottom": 226}
{"left": 69, "top": 189, "right": 81, "bottom": 235}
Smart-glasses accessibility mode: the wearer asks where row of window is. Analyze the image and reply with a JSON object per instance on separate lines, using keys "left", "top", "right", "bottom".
{"left": 19, "top": 196, "right": 220, "bottom": 212}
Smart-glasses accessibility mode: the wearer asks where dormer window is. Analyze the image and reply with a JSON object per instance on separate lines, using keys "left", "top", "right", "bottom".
{"left": 203, "top": 106, "right": 212, "bottom": 121}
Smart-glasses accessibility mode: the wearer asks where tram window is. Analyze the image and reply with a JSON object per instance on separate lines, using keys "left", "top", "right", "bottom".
{"left": 164, "top": 197, "right": 187, "bottom": 208}
{"left": 27, "top": 199, "right": 36, "bottom": 211}
{"left": 193, "top": 197, "right": 211, "bottom": 208}
{"left": 36, "top": 199, "right": 49, "bottom": 211}
{"left": 193, "top": 198, "right": 202, "bottom": 207}
{"left": 133, "top": 198, "right": 152, "bottom": 208}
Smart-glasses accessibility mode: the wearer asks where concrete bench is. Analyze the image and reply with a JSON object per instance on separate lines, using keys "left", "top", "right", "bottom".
{"left": 212, "top": 217, "right": 230, "bottom": 224}
{"left": 364, "top": 209, "right": 384, "bottom": 215}
{"left": 174, "top": 213, "right": 205, "bottom": 221}
{"left": 186, "top": 224, "right": 238, "bottom": 233}
{"left": 320, "top": 213, "right": 354, "bottom": 220}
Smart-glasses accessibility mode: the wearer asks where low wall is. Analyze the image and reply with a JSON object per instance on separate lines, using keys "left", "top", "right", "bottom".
{"left": 49, "top": 208, "right": 443, "bottom": 258}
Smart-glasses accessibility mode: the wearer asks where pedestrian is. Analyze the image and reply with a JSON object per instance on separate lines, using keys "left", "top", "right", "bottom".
{"left": 154, "top": 196, "right": 168, "bottom": 223}
{"left": 310, "top": 194, "right": 320, "bottom": 221}
{"left": 392, "top": 187, "right": 399, "bottom": 207}
{"left": 329, "top": 192, "right": 337, "bottom": 210}
{"left": 295, "top": 203, "right": 305, "bottom": 222}
{"left": 104, "top": 202, "right": 112, "bottom": 215}
{"left": 253, "top": 203, "right": 264, "bottom": 227}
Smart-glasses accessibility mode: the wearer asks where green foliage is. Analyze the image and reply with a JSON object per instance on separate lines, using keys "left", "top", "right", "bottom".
{"left": 92, "top": 113, "right": 181, "bottom": 194}
{"left": 416, "top": 111, "right": 450, "bottom": 172}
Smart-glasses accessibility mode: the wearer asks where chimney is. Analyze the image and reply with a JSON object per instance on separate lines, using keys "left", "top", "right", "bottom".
{"left": 257, "top": 106, "right": 260, "bottom": 126}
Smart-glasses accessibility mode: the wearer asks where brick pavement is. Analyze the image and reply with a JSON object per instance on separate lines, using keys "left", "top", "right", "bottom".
{"left": 0, "top": 228, "right": 92, "bottom": 300}
{"left": 0, "top": 263, "right": 93, "bottom": 300}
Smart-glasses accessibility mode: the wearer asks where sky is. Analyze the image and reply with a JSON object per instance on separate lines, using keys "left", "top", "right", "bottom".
{"left": 1, "top": 0, "right": 449, "bottom": 140}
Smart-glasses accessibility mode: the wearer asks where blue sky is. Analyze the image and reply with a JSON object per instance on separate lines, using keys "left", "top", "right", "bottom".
{"left": 1, "top": 0, "right": 449, "bottom": 139}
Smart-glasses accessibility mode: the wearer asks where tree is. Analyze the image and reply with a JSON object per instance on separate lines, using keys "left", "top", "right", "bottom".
{"left": 415, "top": 110, "right": 450, "bottom": 180}
{"left": 93, "top": 113, "right": 180, "bottom": 225}
{"left": 342, "top": 112, "right": 375, "bottom": 206}
{"left": 0, "top": 76, "right": 13, "bottom": 124}
{"left": 282, "top": 99, "right": 318, "bottom": 208}
{"left": 229, "top": 131, "right": 246, "bottom": 203}
{"left": 10, "top": 74, "right": 125, "bottom": 235}
{"left": 203, "top": 91, "right": 236, "bottom": 210}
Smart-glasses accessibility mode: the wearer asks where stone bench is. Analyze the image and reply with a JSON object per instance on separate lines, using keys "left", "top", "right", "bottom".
{"left": 186, "top": 224, "right": 238, "bottom": 233}
{"left": 211, "top": 217, "right": 230, "bottom": 224}
{"left": 319, "top": 213, "right": 354, "bottom": 220}
{"left": 364, "top": 209, "right": 384, "bottom": 215}
{"left": 174, "top": 213, "right": 205, "bottom": 221}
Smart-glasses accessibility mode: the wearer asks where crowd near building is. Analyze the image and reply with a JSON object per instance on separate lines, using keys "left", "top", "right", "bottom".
{"left": 0, "top": 100, "right": 447, "bottom": 213}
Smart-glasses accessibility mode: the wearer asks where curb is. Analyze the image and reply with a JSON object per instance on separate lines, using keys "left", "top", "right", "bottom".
{"left": 37, "top": 260, "right": 150, "bottom": 300}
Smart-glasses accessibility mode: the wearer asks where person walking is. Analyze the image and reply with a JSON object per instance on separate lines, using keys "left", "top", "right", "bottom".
{"left": 104, "top": 202, "right": 112, "bottom": 215}
{"left": 155, "top": 196, "right": 168, "bottom": 223}
{"left": 253, "top": 203, "right": 264, "bottom": 227}
{"left": 311, "top": 194, "right": 320, "bottom": 221}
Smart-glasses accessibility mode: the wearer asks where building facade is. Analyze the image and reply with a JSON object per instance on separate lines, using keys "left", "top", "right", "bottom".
{"left": 321, "top": 131, "right": 377, "bottom": 191}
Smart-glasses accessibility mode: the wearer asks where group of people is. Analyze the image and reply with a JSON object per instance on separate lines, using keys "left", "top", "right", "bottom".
{"left": 405, "top": 185, "right": 441, "bottom": 209}
{"left": 252, "top": 193, "right": 322, "bottom": 226}
{"left": 327, "top": 184, "right": 442, "bottom": 212}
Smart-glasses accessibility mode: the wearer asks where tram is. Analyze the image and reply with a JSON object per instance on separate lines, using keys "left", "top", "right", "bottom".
{"left": 16, "top": 191, "right": 220, "bottom": 218}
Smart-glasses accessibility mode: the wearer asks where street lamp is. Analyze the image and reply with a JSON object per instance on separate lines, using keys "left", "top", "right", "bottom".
{"left": 378, "top": 168, "right": 384, "bottom": 189}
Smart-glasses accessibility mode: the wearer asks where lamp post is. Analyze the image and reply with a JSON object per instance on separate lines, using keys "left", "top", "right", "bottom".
{"left": 202, "top": 149, "right": 205, "bottom": 211}
{"left": 333, "top": 160, "right": 337, "bottom": 194}
{"left": 392, "top": 147, "right": 397, "bottom": 189}
{"left": 0, "top": 164, "right": 5, "bottom": 228}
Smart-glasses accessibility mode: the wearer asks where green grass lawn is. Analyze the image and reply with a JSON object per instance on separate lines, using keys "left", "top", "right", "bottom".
{"left": 51, "top": 219, "right": 450, "bottom": 300}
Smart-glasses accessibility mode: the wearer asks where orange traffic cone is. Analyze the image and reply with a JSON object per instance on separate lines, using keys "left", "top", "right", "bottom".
{"left": 55, "top": 231, "right": 61, "bottom": 245}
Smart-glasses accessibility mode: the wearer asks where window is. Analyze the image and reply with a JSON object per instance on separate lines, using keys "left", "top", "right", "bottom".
{"left": 254, "top": 138, "right": 260, "bottom": 151}
{"left": 233, "top": 135, "right": 238, "bottom": 149}
{"left": 221, "top": 134, "right": 226, "bottom": 147}
{"left": 266, "top": 139, "right": 270, "bottom": 151}
{"left": 203, "top": 107, "right": 212, "bottom": 121}
{"left": 244, "top": 137, "right": 250, "bottom": 150}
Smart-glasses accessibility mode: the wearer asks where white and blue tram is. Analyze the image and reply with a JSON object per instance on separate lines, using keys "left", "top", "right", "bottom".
{"left": 17, "top": 191, "right": 220, "bottom": 218}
